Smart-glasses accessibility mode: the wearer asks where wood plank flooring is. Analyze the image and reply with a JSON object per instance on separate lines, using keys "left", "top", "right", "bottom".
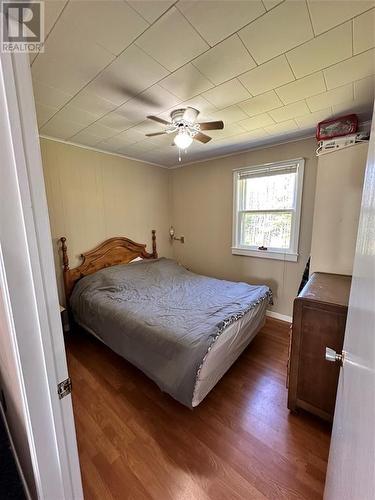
{"left": 66, "top": 318, "right": 331, "bottom": 500}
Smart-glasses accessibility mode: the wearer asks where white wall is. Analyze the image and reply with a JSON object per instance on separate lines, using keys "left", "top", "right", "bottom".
{"left": 310, "top": 143, "right": 368, "bottom": 275}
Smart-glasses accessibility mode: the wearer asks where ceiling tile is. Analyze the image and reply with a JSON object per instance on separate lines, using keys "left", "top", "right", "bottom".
{"left": 53, "top": 105, "right": 100, "bottom": 127}
{"left": 128, "top": 0, "right": 175, "bottom": 23}
{"left": 276, "top": 72, "right": 326, "bottom": 104}
{"left": 35, "top": 103, "right": 59, "bottom": 128}
{"left": 306, "top": 84, "right": 353, "bottom": 112}
{"left": 265, "top": 119, "right": 299, "bottom": 135}
{"left": 98, "top": 128, "right": 145, "bottom": 150}
{"left": 40, "top": 116, "right": 85, "bottom": 139}
{"left": 238, "top": 113, "right": 275, "bottom": 131}
{"left": 353, "top": 8, "right": 375, "bottom": 55}
{"left": 97, "top": 112, "right": 135, "bottom": 132}
{"left": 239, "top": 1, "right": 314, "bottom": 64}
{"left": 32, "top": 79, "right": 73, "bottom": 108}
{"left": 238, "top": 90, "right": 283, "bottom": 116}
{"left": 192, "top": 35, "right": 256, "bottom": 85}
{"left": 307, "top": 0, "right": 375, "bottom": 35}
{"left": 286, "top": 22, "right": 352, "bottom": 79}
{"left": 159, "top": 63, "right": 214, "bottom": 100}
{"left": 177, "top": 1, "right": 265, "bottom": 46}
{"left": 202, "top": 79, "right": 251, "bottom": 108}
{"left": 158, "top": 95, "right": 218, "bottom": 122}
{"left": 354, "top": 75, "right": 375, "bottom": 102}
{"left": 68, "top": 90, "right": 118, "bottom": 116}
{"left": 263, "top": 0, "right": 283, "bottom": 10}
{"left": 209, "top": 122, "right": 246, "bottom": 139}
{"left": 82, "top": 123, "right": 119, "bottom": 140}
{"left": 88, "top": 45, "right": 169, "bottom": 106}
{"left": 209, "top": 105, "right": 249, "bottom": 125}
{"left": 44, "top": 0, "right": 68, "bottom": 37}
{"left": 64, "top": 1, "right": 148, "bottom": 56}
{"left": 69, "top": 130, "right": 103, "bottom": 147}
{"left": 295, "top": 108, "right": 333, "bottom": 129}
{"left": 324, "top": 49, "right": 375, "bottom": 89}
{"left": 332, "top": 99, "right": 374, "bottom": 119}
{"left": 269, "top": 101, "right": 310, "bottom": 122}
{"left": 239, "top": 55, "right": 295, "bottom": 96}
{"left": 135, "top": 7, "right": 209, "bottom": 72}
{"left": 112, "top": 84, "right": 181, "bottom": 123}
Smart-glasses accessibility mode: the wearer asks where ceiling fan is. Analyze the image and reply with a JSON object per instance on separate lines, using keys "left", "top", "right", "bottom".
{"left": 145, "top": 107, "right": 224, "bottom": 155}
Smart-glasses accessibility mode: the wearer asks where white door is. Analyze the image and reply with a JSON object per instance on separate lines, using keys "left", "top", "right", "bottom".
{"left": 0, "top": 36, "right": 83, "bottom": 500}
{"left": 324, "top": 107, "right": 375, "bottom": 499}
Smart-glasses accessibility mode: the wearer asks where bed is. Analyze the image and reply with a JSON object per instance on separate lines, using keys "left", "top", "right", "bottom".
{"left": 60, "top": 231, "right": 272, "bottom": 408}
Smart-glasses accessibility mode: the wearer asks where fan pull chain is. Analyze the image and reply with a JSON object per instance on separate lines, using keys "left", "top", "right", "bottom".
{"left": 178, "top": 148, "right": 181, "bottom": 162}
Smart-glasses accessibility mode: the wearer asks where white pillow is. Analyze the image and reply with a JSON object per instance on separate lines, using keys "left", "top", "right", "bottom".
{"left": 129, "top": 256, "right": 143, "bottom": 263}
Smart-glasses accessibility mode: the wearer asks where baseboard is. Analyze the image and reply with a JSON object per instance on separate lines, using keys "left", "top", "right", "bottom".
{"left": 0, "top": 403, "right": 31, "bottom": 500}
{"left": 266, "top": 310, "right": 292, "bottom": 323}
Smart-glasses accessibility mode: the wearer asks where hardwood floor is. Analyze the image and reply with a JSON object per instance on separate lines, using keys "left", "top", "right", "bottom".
{"left": 66, "top": 318, "right": 331, "bottom": 500}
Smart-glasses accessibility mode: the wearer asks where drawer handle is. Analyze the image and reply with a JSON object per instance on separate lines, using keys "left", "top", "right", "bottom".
{"left": 325, "top": 347, "right": 345, "bottom": 366}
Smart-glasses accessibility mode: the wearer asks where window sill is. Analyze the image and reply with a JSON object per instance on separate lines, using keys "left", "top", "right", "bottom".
{"left": 231, "top": 247, "right": 298, "bottom": 262}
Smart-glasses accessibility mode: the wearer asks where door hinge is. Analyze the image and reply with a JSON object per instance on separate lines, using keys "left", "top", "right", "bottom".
{"left": 57, "top": 377, "right": 72, "bottom": 400}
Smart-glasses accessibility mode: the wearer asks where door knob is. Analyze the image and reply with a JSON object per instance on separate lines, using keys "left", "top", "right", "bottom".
{"left": 325, "top": 347, "right": 344, "bottom": 366}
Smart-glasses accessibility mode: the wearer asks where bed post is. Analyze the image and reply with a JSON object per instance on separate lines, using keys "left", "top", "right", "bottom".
{"left": 60, "top": 237, "right": 70, "bottom": 305}
{"left": 152, "top": 229, "right": 158, "bottom": 259}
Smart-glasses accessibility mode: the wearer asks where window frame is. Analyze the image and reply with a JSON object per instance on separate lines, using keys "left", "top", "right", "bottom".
{"left": 232, "top": 158, "right": 305, "bottom": 262}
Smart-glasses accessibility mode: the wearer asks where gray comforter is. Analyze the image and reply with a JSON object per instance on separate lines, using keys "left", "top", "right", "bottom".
{"left": 70, "top": 258, "right": 271, "bottom": 407}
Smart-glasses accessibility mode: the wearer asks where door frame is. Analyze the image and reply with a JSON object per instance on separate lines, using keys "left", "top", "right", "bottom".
{"left": 0, "top": 43, "right": 83, "bottom": 500}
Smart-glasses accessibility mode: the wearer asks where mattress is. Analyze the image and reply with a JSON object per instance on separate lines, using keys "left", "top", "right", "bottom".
{"left": 70, "top": 258, "right": 271, "bottom": 407}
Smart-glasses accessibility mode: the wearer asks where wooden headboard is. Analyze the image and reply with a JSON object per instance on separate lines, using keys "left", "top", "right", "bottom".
{"left": 60, "top": 230, "right": 157, "bottom": 304}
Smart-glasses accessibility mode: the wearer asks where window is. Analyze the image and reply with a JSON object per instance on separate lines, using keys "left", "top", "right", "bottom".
{"left": 232, "top": 158, "right": 304, "bottom": 262}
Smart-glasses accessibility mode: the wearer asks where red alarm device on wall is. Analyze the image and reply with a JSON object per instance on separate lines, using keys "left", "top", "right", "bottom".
{"left": 316, "top": 114, "right": 358, "bottom": 141}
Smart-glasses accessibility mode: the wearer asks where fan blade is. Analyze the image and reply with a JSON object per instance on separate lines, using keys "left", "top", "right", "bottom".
{"left": 146, "top": 131, "right": 167, "bottom": 137}
{"left": 183, "top": 107, "right": 200, "bottom": 123}
{"left": 147, "top": 115, "right": 170, "bottom": 126}
{"left": 194, "top": 132, "right": 212, "bottom": 144}
{"left": 199, "top": 120, "right": 224, "bottom": 131}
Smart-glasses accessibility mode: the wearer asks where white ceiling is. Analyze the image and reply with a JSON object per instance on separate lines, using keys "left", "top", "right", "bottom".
{"left": 32, "top": 0, "right": 375, "bottom": 167}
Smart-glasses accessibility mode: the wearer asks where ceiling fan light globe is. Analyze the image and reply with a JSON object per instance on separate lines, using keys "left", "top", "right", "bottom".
{"left": 174, "top": 131, "right": 193, "bottom": 149}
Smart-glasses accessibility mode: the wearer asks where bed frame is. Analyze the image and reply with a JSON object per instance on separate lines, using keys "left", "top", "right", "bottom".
{"left": 60, "top": 230, "right": 157, "bottom": 304}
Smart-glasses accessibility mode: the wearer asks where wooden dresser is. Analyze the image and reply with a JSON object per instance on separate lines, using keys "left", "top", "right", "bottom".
{"left": 287, "top": 272, "right": 351, "bottom": 422}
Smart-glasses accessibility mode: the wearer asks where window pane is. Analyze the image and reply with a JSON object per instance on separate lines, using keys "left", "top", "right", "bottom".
{"left": 239, "top": 212, "right": 292, "bottom": 249}
{"left": 239, "top": 172, "right": 296, "bottom": 210}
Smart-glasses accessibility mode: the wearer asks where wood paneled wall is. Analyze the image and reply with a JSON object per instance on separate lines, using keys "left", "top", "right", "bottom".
{"left": 41, "top": 139, "right": 173, "bottom": 304}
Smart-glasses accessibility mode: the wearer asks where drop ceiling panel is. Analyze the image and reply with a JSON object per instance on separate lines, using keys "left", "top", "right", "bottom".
{"left": 239, "top": 56, "right": 295, "bottom": 96}
{"left": 306, "top": 84, "right": 354, "bottom": 112}
{"left": 159, "top": 64, "right": 214, "bottom": 100}
{"left": 192, "top": 35, "right": 256, "bottom": 85}
{"left": 239, "top": 1, "right": 314, "bottom": 64}
{"left": 202, "top": 79, "right": 251, "bottom": 108}
{"left": 177, "top": 0, "right": 265, "bottom": 46}
{"left": 68, "top": 90, "right": 118, "bottom": 116}
{"left": 53, "top": 105, "right": 100, "bottom": 127}
{"left": 135, "top": 7, "right": 209, "bottom": 71}
{"left": 262, "top": 0, "right": 283, "bottom": 10}
{"left": 307, "top": 0, "right": 375, "bottom": 35}
{"left": 286, "top": 22, "right": 353, "bottom": 79}
{"left": 324, "top": 49, "right": 375, "bottom": 89}
{"left": 276, "top": 72, "right": 326, "bottom": 104}
{"left": 69, "top": 130, "right": 103, "bottom": 147}
{"left": 353, "top": 8, "right": 375, "bottom": 55}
